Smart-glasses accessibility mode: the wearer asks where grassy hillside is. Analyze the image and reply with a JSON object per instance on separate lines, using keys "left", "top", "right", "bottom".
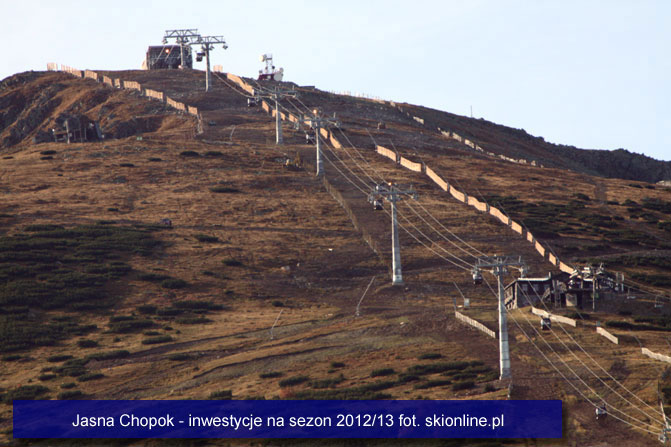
{"left": 0, "top": 69, "right": 669, "bottom": 446}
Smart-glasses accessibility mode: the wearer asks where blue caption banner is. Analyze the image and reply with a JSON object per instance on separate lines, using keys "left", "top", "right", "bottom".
{"left": 14, "top": 400, "right": 562, "bottom": 438}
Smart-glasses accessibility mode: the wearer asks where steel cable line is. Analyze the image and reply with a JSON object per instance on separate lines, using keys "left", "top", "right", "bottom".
{"left": 621, "top": 281, "right": 671, "bottom": 304}
{"left": 227, "top": 76, "right": 669, "bottom": 367}
{"left": 220, "top": 74, "right": 664, "bottom": 436}
{"left": 484, "top": 194, "right": 671, "bottom": 412}
{"left": 293, "top": 116, "right": 476, "bottom": 273}
{"left": 317, "top": 148, "right": 467, "bottom": 270}
{"left": 320, "top": 142, "right": 476, "bottom": 270}
{"left": 211, "top": 74, "right": 472, "bottom": 271}
{"left": 516, "top": 308, "right": 662, "bottom": 433}
{"left": 212, "top": 71, "right": 256, "bottom": 98}
{"left": 481, "top": 277, "right": 662, "bottom": 435}
{"left": 522, "top": 279, "right": 666, "bottom": 416}
{"left": 394, "top": 206, "right": 473, "bottom": 271}
{"left": 352, "top": 110, "right": 666, "bottom": 424}
{"left": 492, "top": 196, "right": 666, "bottom": 419}
{"left": 329, "top": 124, "right": 486, "bottom": 259}
{"left": 308, "top": 123, "right": 476, "bottom": 270}
{"left": 278, "top": 96, "right": 485, "bottom": 263}
{"left": 318, "top": 147, "right": 473, "bottom": 272}
{"left": 290, "top": 98, "right": 485, "bottom": 258}
{"left": 516, "top": 284, "right": 664, "bottom": 423}
{"left": 269, "top": 95, "right": 478, "bottom": 269}
{"left": 509, "top": 307, "right": 661, "bottom": 436}
{"left": 235, "top": 76, "right": 666, "bottom": 436}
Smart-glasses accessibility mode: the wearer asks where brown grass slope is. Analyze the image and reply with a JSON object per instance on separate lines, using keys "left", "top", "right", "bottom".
{"left": 0, "top": 71, "right": 194, "bottom": 148}
{"left": 0, "top": 69, "right": 669, "bottom": 446}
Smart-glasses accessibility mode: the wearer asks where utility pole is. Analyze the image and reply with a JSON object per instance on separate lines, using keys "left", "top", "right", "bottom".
{"left": 302, "top": 110, "right": 340, "bottom": 176}
{"left": 163, "top": 29, "right": 200, "bottom": 67}
{"left": 370, "top": 183, "right": 417, "bottom": 285}
{"left": 194, "top": 35, "right": 228, "bottom": 92}
{"left": 473, "top": 255, "right": 527, "bottom": 380}
{"left": 257, "top": 86, "right": 297, "bottom": 145}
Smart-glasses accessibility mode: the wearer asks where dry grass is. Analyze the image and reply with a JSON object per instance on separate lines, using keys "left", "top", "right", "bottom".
{"left": 0, "top": 69, "right": 668, "bottom": 446}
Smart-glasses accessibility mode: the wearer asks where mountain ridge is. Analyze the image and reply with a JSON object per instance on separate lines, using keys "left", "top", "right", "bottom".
{"left": 388, "top": 100, "right": 671, "bottom": 183}
{"left": 3, "top": 69, "right": 669, "bottom": 183}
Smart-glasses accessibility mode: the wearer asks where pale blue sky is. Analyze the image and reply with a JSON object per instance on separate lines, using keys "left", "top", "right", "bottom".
{"left": 3, "top": 1, "right": 669, "bottom": 161}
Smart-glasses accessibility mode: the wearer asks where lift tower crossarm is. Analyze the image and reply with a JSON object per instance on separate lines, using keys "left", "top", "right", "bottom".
{"left": 197, "top": 35, "right": 228, "bottom": 45}
{"left": 163, "top": 29, "right": 200, "bottom": 40}
{"left": 474, "top": 255, "right": 527, "bottom": 380}
{"left": 162, "top": 29, "right": 201, "bottom": 68}
{"left": 370, "top": 182, "right": 417, "bottom": 285}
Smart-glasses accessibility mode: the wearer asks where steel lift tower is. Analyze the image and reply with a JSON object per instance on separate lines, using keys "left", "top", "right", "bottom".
{"left": 301, "top": 110, "right": 340, "bottom": 176}
{"left": 162, "top": 29, "right": 201, "bottom": 67}
{"left": 473, "top": 255, "right": 527, "bottom": 380}
{"left": 370, "top": 183, "right": 417, "bottom": 285}
{"left": 195, "top": 35, "right": 228, "bottom": 92}
{"left": 256, "top": 86, "right": 297, "bottom": 144}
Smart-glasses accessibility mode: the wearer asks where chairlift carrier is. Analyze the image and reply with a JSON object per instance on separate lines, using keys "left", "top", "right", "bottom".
{"left": 472, "top": 267, "right": 483, "bottom": 285}
{"left": 541, "top": 317, "right": 551, "bottom": 330}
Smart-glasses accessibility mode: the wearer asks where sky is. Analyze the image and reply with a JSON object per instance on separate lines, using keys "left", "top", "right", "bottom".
{"left": 3, "top": 0, "right": 670, "bottom": 161}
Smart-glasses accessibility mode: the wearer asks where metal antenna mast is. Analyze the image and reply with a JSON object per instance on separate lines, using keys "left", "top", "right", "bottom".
{"left": 163, "top": 29, "right": 200, "bottom": 67}
{"left": 195, "top": 35, "right": 228, "bottom": 92}
{"left": 302, "top": 110, "right": 340, "bottom": 176}
{"left": 257, "top": 86, "right": 297, "bottom": 144}
{"left": 473, "top": 255, "right": 526, "bottom": 380}
{"left": 369, "top": 183, "right": 417, "bottom": 285}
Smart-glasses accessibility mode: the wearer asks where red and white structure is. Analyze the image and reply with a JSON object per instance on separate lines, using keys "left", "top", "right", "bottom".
{"left": 258, "top": 54, "right": 284, "bottom": 81}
